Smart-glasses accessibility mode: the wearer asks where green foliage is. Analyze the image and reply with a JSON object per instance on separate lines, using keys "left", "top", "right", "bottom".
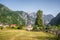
{"left": 33, "top": 25, "right": 38, "bottom": 31}
{"left": 8, "top": 26, "right": 23, "bottom": 30}
{"left": 0, "top": 4, "right": 25, "bottom": 27}
{"left": 17, "top": 26, "right": 23, "bottom": 29}
{"left": 35, "top": 10, "right": 43, "bottom": 30}
{"left": 0, "top": 26, "right": 3, "bottom": 30}
{"left": 46, "top": 25, "right": 60, "bottom": 31}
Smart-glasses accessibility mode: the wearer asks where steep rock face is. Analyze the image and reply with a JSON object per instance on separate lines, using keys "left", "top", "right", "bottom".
{"left": 42, "top": 14, "right": 54, "bottom": 26}
{"left": 28, "top": 12, "right": 36, "bottom": 24}
{"left": 49, "top": 13, "right": 60, "bottom": 26}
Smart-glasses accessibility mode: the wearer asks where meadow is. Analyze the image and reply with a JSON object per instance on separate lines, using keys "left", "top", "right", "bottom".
{"left": 0, "top": 29, "right": 56, "bottom": 40}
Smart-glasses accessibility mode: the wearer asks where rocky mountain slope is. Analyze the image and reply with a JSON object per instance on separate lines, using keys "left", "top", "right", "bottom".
{"left": 42, "top": 14, "right": 54, "bottom": 26}
{"left": 49, "top": 13, "right": 60, "bottom": 26}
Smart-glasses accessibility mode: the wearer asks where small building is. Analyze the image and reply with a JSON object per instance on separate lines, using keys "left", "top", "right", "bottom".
{"left": 10, "top": 24, "right": 16, "bottom": 27}
{"left": 0, "top": 23, "right": 9, "bottom": 28}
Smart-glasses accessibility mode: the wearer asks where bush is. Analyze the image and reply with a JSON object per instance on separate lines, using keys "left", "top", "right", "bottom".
{"left": 45, "top": 27, "right": 49, "bottom": 32}
{"left": 33, "top": 25, "right": 41, "bottom": 31}
{"left": 9, "top": 26, "right": 18, "bottom": 29}
{"left": 17, "top": 26, "right": 23, "bottom": 29}
{"left": 33, "top": 25, "right": 37, "bottom": 31}
{"left": 17, "top": 27, "right": 22, "bottom": 29}
{"left": 0, "top": 26, "right": 3, "bottom": 30}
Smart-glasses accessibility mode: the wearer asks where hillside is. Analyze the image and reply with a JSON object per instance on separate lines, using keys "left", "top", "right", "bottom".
{"left": 0, "top": 4, "right": 27, "bottom": 26}
{"left": 49, "top": 12, "right": 60, "bottom": 26}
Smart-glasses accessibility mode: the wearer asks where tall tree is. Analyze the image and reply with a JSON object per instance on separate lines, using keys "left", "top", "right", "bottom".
{"left": 35, "top": 10, "right": 43, "bottom": 30}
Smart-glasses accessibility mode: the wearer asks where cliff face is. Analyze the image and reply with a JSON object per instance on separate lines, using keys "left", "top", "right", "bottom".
{"left": 42, "top": 14, "right": 54, "bottom": 26}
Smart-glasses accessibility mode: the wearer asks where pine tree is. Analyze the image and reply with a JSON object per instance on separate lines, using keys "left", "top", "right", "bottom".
{"left": 35, "top": 10, "right": 43, "bottom": 30}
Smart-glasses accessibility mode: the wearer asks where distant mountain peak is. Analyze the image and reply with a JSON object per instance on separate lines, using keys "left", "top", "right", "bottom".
{"left": 42, "top": 14, "right": 54, "bottom": 26}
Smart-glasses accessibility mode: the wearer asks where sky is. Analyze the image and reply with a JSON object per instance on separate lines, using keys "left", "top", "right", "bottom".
{"left": 0, "top": 0, "right": 60, "bottom": 16}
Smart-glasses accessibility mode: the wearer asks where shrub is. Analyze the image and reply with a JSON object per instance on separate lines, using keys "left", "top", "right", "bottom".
{"left": 17, "top": 26, "right": 23, "bottom": 29}
{"left": 0, "top": 26, "right": 3, "bottom": 30}
{"left": 33, "top": 25, "right": 37, "bottom": 31}
{"left": 45, "top": 27, "right": 49, "bottom": 32}
{"left": 33, "top": 25, "right": 41, "bottom": 31}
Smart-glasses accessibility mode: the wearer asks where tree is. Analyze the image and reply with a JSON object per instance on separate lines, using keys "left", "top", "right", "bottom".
{"left": 34, "top": 10, "right": 43, "bottom": 30}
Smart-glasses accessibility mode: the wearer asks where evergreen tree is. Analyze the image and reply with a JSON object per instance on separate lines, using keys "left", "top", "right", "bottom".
{"left": 35, "top": 10, "right": 43, "bottom": 30}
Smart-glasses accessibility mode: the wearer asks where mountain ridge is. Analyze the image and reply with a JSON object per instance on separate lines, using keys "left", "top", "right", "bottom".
{"left": 48, "top": 12, "right": 60, "bottom": 26}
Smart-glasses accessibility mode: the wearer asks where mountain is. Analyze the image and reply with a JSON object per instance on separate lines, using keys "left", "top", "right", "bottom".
{"left": 28, "top": 13, "right": 54, "bottom": 26}
{"left": 0, "top": 4, "right": 27, "bottom": 26}
{"left": 0, "top": 3, "right": 55, "bottom": 26}
{"left": 28, "top": 12, "right": 36, "bottom": 24}
{"left": 48, "top": 12, "right": 60, "bottom": 26}
{"left": 0, "top": 3, "right": 36, "bottom": 26}
{"left": 42, "top": 14, "right": 54, "bottom": 26}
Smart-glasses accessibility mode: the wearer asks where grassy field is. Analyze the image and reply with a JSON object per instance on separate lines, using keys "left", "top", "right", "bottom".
{"left": 0, "top": 29, "right": 56, "bottom": 40}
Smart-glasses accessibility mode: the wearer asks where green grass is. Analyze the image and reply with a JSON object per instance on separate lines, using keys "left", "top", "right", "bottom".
{"left": 0, "top": 29, "right": 57, "bottom": 40}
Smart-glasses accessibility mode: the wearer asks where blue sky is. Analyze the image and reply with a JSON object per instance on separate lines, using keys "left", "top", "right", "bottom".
{"left": 0, "top": 0, "right": 60, "bottom": 16}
